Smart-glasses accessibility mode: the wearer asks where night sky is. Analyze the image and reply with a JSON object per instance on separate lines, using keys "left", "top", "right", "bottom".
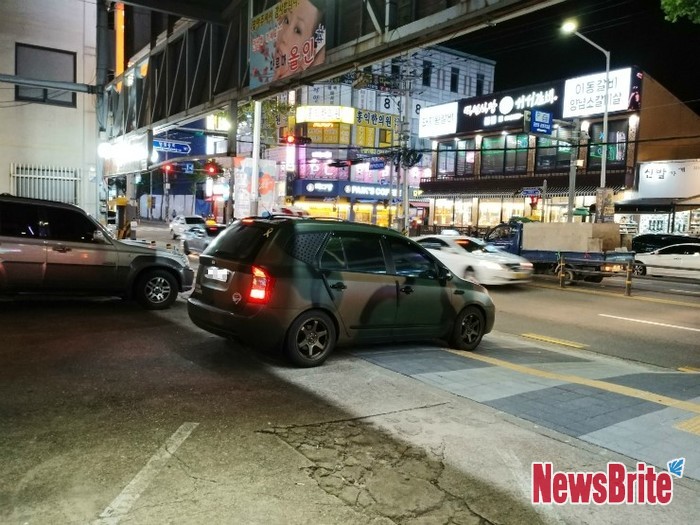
{"left": 445, "top": 0, "right": 700, "bottom": 115}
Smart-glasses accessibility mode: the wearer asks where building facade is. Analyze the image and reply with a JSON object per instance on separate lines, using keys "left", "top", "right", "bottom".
{"left": 0, "top": 0, "right": 100, "bottom": 216}
{"left": 418, "top": 67, "right": 700, "bottom": 235}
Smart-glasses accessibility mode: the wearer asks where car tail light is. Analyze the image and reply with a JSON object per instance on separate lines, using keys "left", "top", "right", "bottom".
{"left": 248, "top": 265, "right": 272, "bottom": 304}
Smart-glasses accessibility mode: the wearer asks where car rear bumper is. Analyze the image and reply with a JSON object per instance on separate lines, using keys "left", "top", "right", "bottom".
{"left": 187, "top": 296, "right": 295, "bottom": 349}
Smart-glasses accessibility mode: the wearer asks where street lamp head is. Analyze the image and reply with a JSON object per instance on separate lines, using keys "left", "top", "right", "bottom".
{"left": 561, "top": 20, "right": 578, "bottom": 34}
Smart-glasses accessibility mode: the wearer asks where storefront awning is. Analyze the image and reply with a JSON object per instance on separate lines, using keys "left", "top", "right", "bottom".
{"left": 614, "top": 196, "right": 700, "bottom": 213}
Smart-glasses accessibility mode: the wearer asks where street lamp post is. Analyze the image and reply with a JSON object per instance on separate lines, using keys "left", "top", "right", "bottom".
{"left": 562, "top": 20, "right": 610, "bottom": 189}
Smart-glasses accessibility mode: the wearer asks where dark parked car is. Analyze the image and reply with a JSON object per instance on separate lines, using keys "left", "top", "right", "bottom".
{"left": 0, "top": 194, "right": 194, "bottom": 309}
{"left": 631, "top": 233, "right": 698, "bottom": 253}
{"left": 188, "top": 216, "right": 496, "bottom": 367}
{"left": 181, "top": 224, "right": 226, "bottom": 255}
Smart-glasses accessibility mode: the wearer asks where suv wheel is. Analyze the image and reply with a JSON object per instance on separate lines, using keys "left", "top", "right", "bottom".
{"left": 284, "top": 310, "right": 336, "bottom": 367}
{"left": 450, "top": 306, "right": 485, "bottom": 351}
{"left": 135, "top": 269, "right": 178, "bottom": 310}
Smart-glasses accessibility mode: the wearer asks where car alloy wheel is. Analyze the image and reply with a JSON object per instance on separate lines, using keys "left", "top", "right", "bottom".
{"left": 285, "top": 310, "right": 336, "bottom": 367}
{"left": 136, "top": 269, "right": 178, "bottom": 310}
{"left": 450, "top": 306, "right": 485, "bottom": 351}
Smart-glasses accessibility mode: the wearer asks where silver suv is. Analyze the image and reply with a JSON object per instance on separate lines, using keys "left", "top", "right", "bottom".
{"left": 0, "top": 194, "right": 194, "bottom": 309}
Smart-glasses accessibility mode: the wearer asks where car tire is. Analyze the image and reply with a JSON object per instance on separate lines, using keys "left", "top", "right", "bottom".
{"left": 284, "top": 310, "right": 336, "bottom": 367}
{"left": 632, "top": 261, "right": 646, "bottom": 276}
{"left": 135, "top": 269, "right": 178, "bottom": 310}
{"left": 182, "top": 240, "right": 190, "bottom": 255}
{"left": 450, "top": 306, "right": 486, "bottom": 351}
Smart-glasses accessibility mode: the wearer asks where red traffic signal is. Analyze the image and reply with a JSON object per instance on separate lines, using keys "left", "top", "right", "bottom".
{"left": 203, "top": 161, "right": 220, "bottom": 176}
{"left": 284, "top": 135, "right": 312, "bottom": 145}
{"left": 163, "top": 164, "right": 173, "bottom": 174}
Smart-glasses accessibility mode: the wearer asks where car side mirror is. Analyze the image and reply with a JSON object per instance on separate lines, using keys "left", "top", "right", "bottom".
{"left": 438, "top": 265, "right": 453, "bottom": 283}
{"left": 93, "top": 230, "right": 108, "bottom": 244}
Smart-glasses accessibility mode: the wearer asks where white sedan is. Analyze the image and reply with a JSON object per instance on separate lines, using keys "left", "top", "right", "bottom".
{"left": 413, "top": 234, "right": 534, "bottom": 285}
{"left": 633, "top": 243, "right": 700, "bottom": 278}
{"left": 169, "top": 215, "right": 206, "bottom": 239}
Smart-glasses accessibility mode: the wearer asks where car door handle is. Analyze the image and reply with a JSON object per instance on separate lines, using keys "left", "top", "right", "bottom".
{"left": 52, "top": 245, "right": 71, "bottom": 253}
{"left": 330, "top": 282, "right": 347, "bottom": 290}
{"left": 399, "top": 285, "right": 414, "bottom": 295}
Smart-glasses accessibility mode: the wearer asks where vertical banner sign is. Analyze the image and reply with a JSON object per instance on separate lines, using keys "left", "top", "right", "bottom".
{"left": 250, "top": 0, "right": 327, "bottom": 89}
{"left": 595, "top": 187, "right": 615, "bottom": 223}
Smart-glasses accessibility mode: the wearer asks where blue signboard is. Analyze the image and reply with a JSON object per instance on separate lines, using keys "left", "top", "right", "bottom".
{"left": 521, "top": 187, "right": 541, "bottom": 197}
{"left": 153, "top": 139, "right": 192, "bottom": 155}
{"left": 530, "top": 110, "right": 553, "bottom": 135}
{"left": 369, "top": 160, "right": 386, "bottom": 170}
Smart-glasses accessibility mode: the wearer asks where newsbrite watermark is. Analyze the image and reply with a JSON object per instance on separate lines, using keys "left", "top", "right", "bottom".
{"left": 532, "top": 458, "right": 685, "bottom": 505}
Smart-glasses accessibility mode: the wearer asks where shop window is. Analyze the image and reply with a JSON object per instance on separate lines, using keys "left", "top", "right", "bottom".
{"left": 15, "top": 43, "right": 76, "bottom": 107}
{"left": 536, "top": 127, "right": 573, "bottom": 170}
{"left": 481, "top": 134, "right": 528, "bottom": 175}
{"left": 455, "top": 139, "right": 476, "bottom": 177}
{"left": 504, "top": 134, "right": 528, "bottom": 173}
{"left": 587, "top": 119, "right": 628, "bottom": 168}
{"left": 437, "top": 142, "right": 457, "bottom": 178}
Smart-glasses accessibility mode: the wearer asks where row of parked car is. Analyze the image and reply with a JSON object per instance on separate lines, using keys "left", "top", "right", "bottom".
{"left": 2, "top": 195, "right": 698, "bottom": 368}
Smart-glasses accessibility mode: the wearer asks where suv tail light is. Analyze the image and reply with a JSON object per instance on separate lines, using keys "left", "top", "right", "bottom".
{"left": 248, "top": 265, "right": 272, "bottom": 304}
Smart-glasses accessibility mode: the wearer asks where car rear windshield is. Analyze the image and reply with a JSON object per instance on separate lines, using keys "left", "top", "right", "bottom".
{"left": 204, "top": 221, "right": 271, "bottom": 262}
{"left": 185, "top": 217, "right": 205, "bottom": 224}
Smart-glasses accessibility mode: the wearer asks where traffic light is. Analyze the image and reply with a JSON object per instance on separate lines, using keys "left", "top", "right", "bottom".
{"left": 163, "top": 164, "right": 173, "bottom": 175}
{"left": 284, "top": 135, "right": 312, "bottom": 145}
{"left": 203, "top": 161, "right": 221, "bottom": 176}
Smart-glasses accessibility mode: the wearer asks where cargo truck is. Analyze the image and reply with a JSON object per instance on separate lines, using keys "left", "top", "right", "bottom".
{"left": 484, "top": 219, "right": 635, "bottom": 283}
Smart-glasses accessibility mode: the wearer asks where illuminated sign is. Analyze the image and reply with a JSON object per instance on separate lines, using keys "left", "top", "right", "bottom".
{"left": 418, "top": 102, "right": 458, "bottom": 138}
{"left": 250, "top": 0, "right": 327, "bottom": 89}
{"left": 456, "top": 82, "right": 563, "bottom": 133}
{"left": 296, "top": 105, "right": 355, "bottom": 124}
{"left": 355, "top": 109, "right": 398, "bottom": 130}
{"left": 563, "top": 68, "right": 634, "bottom": 118}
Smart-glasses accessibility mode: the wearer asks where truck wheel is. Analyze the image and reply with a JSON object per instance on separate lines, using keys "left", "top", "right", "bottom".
{"left": 555, "top": 265, "right": 576, "bottom": 285}
{"left": 135, "top": 269, "right": 178, "bottom": 310}
{"left": 284, "top": 310, "right": 336, "bottom": 367}
{"left": 632, "top": 261, "right": 646, "bottom": 276}
{"left": 450, "top": 306, "right": 486, "bottom": 351}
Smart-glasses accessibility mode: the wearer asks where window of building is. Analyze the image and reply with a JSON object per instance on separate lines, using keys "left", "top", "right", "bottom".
{"left": 15, "top": 43, "right": 76, "bottom": 107}
{"left": 455, "top": 138, "right": 476, "bottom": 177}
{"left": 476, "top": 73, "right": 485, "bottom": 96}
{"left": 480, "top": 134, "right": 528, "bottom": 175}
{"left": 437, "top": 142, "right": 457, "bottom": 178}
{"left": 391, "top": 58, "right": 401, "bottom": 78}
{"left": 504, "top": 134, "right": 529, "bottom": 173}
{"left": 535, "top": 127, "right": 573, "bottom": 170}
{"left": 422, "top": 60, "right": 432, "bottom": 87}
{"left": 450, "top": 67, "right": 459, "bottom": 93}
{"left": 480, "top": 136, "right": 505, "bottom": 174}
{"left": 587, "top": 119, "right": 629, "bottom": 168}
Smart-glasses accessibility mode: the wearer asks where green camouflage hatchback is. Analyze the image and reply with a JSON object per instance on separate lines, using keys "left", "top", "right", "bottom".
{"left": 187, "top": 216, "right": 495, "bottom": 367}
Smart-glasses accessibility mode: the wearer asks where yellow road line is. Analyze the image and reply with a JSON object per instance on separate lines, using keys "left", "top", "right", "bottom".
{"left": 675, "top": 415, "right": 700, "bottom": 436}
{"left": 446, "top": 349, "right": 700, "bottom": 415}
{"left": 678, "top": 367, "right": 700, "bottom": 373}
{"left": 521, "top": 333, "right": 588, "bottom": 349}
{"left": 529, "top": 281, "right": 700, "bottom": 308}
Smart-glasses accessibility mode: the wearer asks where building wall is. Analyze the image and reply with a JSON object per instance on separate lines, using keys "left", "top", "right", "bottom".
{"left": 637, "top": 74, "right": 700, "bottom": 162}
{"left": 0, "top": 0, "right": 98, "bottom": 215}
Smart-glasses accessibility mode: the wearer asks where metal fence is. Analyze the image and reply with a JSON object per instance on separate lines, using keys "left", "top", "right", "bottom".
{"left": 10, "top": 163, "right": 82, "bottom": 205}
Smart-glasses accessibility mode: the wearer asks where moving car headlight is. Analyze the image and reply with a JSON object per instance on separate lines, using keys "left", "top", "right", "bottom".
{"left": 478, "top": 260, "right": 505, "bottom": 270}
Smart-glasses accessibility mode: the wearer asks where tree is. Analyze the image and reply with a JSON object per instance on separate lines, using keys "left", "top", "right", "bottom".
{"left": 660, "top": 0, "right": 700, "bottom": 23}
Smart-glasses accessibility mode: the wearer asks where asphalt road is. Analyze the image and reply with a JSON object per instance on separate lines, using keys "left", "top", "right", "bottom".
{"left": 2, "top": 220, "right": 698, "bottom": 524}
